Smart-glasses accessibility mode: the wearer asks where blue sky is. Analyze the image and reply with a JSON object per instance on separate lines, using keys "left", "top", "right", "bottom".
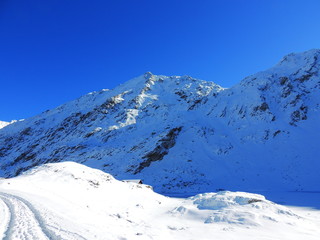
{"left": 1, "top": 0, "right": 320, "bottom": 121}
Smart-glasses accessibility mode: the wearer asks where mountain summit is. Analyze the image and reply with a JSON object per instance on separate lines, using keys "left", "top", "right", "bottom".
{"left": 1, "top": 50, "right": 319, "bottom": 193}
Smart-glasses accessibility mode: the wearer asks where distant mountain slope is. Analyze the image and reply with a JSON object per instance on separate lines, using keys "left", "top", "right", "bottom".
{"left": 0, "top": 49, "right": 320, "bottom": 193}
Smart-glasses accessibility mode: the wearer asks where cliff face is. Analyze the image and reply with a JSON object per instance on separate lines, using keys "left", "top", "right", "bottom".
{"left": 1, "top": 49, "right": 320, "bottom": 193}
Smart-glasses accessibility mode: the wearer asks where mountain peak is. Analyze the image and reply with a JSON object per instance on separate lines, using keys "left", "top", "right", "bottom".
{"left": 238, "top": 49, "right": 320, "bottom": 89}
{"left": 279, "top": 49, "right": 320, "bottom": 64}
{"left": 143, "top": 71, "right": 154, "bottom": 80}
{"left": 273, "top": 49, "right": 320, "bottom": 75}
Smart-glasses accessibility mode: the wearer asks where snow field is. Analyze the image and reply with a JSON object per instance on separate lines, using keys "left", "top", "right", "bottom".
{"left": 0, "top": 162, "right": 319, "bottom": 240}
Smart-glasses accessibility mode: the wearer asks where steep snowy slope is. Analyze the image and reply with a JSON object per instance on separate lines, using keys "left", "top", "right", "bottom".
{"left": 0, "top": 49, "right": 319, "bottom": 193}
{"left": 0, "top": 121, "right": 10, "bottom": 129}
{"left": 0, "top": 162, "right": 319, "bottom": 240}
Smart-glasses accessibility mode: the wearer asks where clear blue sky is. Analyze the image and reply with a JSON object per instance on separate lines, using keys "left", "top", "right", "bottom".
{"left": 1, "top": 0, "right": 320, "bottom": 121}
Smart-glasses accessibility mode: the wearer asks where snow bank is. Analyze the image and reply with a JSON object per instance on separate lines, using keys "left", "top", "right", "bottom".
{"left": 191, "top": 191, "right": 266, "bottom": 210}
{"left": 189, "top": 191, "right": 300, "bottom": 226}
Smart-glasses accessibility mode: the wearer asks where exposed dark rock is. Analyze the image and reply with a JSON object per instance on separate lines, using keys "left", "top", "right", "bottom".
{"left": 290, "top": 94, "right": 302, "bottom": 106}
{"left": 296, "top": 73, "right": 313, "bottom": 82}
{"left": 220, "top": 107, "right": 227, "bottom": 117}
{"left": 21, "top": 127, "right": 32, "bottom": 136}
{"left": 254, "top": 102, "right": 269, "bottom": 112}
{"left": 273, "top": 130, "right": 281, "bottom": 137}
{"left": 175, "top": 90, "right": 188, "bottom": 100}
{"left": 290, "top": 105, "right": 308, "bottom": 125}
{"left": 188, "top": 99, "right": 203, "bottom": 110}
{"left": 134, "top": 127, "right": 182, "bottom": 174}
{"left": 248, "top": 199, "right": 262, "bottom": 204}
{"left": 279, "top": 77, "right": 289, "bottom": 85}
{"left": 281, "top": 83, "right": 293, "bottom": 98}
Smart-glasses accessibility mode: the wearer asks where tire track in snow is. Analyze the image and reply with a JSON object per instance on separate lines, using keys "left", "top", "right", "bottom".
{"left": 0, "top": 192, "right": 58, "bottom": 240}
{"left": 0, "top": 192, "right": 88, "bottom": 240}
{"left": 0, "top": 197, "right": 11, "bottom": 239}
{"left": 14, "top": 195, "right": 87, "bottom": 240}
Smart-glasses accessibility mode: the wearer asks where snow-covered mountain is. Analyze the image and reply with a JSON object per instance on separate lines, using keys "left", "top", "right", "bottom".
{"left": 1, "top": 162, "right": 319, "bottom": 240}
{"left": 0, "top": 49, "right": 320, "bottom": 194}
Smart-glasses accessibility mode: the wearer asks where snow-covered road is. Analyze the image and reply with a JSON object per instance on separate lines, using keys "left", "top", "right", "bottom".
{"left": 0, "top": 191, "right": 90, "bottom": 240}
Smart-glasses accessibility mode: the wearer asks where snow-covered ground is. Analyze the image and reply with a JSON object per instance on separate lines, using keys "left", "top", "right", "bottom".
{"left": 0, "top": 162, "right": 319, "bottom": 240}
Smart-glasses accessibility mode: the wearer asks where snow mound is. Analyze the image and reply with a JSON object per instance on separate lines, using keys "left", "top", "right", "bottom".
{"left": 0, "top": 161, "right": 161, "bottom": 202}
{"left": 191, "top": 191, "right": 266, "bottom": 210}
{"left": 20, "top": 161, "right": 115, "bottom": 187}
{"left": 189, "top": 191, "right": 300, "bottom": 226}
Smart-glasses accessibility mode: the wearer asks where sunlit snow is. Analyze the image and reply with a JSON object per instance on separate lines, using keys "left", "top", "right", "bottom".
{"left": 0, "top": 162, "right": 319, "bottom": 240}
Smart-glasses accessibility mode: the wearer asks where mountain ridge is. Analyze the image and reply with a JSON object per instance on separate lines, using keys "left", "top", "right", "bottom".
{"left": 0, "top": 49, "right": 319, "bottom": 193}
